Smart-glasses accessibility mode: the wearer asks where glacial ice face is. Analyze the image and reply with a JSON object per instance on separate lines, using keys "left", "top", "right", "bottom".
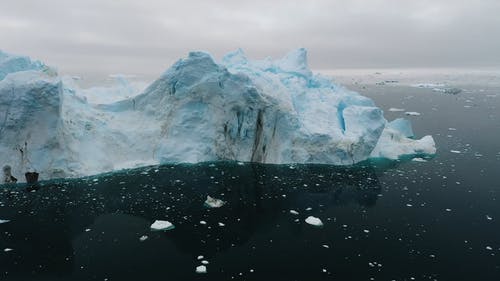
{"left": 0, "top": 49, "right": 436, "bottom": 181}
{"left": 137, "top": 49, "right": 387, "bottom": 164}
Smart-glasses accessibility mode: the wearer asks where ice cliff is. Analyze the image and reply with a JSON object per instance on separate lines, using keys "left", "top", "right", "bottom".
{"left": 0, "top": 49, "right": 436, "bottom": 181}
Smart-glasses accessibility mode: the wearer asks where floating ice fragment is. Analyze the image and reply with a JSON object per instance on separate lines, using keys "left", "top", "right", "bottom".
{"left": 85, "top": 228, "right": 91, "bottom": 232}
{"left": 201, "top": 260, "right": 209, "bottom": 265}
{"left": 445, "top": 209, "right": 452, "bottom": 212}
{"left": 0, "top": 219, "right": 10, "bottom": 224}
{"left": 412, "top": 158, "right": 427, "bottom": 162}
{"left": 197, "top": 255, "right": 204, "bottom": 260}
{"left": 450, "top": 150, "right": 461, "bottom": 154}
{"left": 204, "top": 195, "right": 226, "bottom": 208}
{"left": 200, "top": 221, "right": 207, "bottom": 225}
{"left": 389, "top": 108, "right": 405, "bottom": 112}
{"left": 289, "top": 210, "right": 299, "bottom": 215}
{"left": 322, "top": 245, "right": 330, "bottom": 248}
{"left": 486, "top": 246, "right": 493, "bottom": 251}
{"left": 196, "top": 265, "right": 207, "bottom": 274}
{"left": 486, "top": 215, "right": 493, "bottom": 220}
{"left": 305, "top": 216, "right": 323, "bottom": 227}
{"left": 4, "top": 248, "right": 13, "bottom": 252}
{"left": 150, "top": 220, "right": 175, "bottom": 231}
{"left": 305, "top": 207, "right": 312, "bottom": 211}
{"left": 218, "top": 222, "right": 225, "bottom": 227}
{"left": 363, "top": 229, "right": 370, "bottom": 233}
{"left": 405, "top": 112, "right": 421, "bottom": 116}
{"left": 139, "top": 235, "right": 148, "bottom": 242}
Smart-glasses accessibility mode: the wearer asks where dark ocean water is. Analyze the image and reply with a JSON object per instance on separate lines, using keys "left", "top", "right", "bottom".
{"left": 0, "top": 84, "right": 499, "bottom": 281}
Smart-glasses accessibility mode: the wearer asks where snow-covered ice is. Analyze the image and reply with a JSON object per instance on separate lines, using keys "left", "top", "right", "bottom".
{"left": 150, "top": 220, "right": 175, "bottom": 231}
{"left": 0, "top": 49, "right": 436, "bottom": 181}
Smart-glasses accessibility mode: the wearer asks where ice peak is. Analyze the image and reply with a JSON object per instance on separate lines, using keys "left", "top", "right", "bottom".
{"left": 276, "top": 48, "right": 311, "bottom": 77}
{"left": 0, "top": 50, "right": 56, "bottom": 81}
{"left": 222, "top": 48, "right": 248, "bottom": 66}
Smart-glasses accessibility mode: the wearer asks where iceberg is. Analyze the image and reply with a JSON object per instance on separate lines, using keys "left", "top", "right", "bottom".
{"left": 0, "top": 48, "right": 436, "bottom": 181}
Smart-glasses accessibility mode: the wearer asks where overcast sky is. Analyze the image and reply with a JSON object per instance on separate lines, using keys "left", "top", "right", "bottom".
{"left": 1, "top": 0, "right": 499, "bottom": 78}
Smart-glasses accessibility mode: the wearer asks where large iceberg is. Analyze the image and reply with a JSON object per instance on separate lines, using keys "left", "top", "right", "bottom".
{"left": 0, "top": 49, "right": 436, "bottom": 181}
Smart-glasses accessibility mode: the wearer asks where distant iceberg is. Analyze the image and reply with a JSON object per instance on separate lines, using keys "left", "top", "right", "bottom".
{"left": 0, "top": 48, "right": 436, "bottom": 181}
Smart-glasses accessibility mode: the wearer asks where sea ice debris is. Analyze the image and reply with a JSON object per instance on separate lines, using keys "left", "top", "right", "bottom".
{"left": 196, "top": 265, "right": 207, "bottom": 274}
{"left": 405, "top": 111, "right": 421, "bottom": 116}
{"left": 389, "top": 108, "right": 405, "bottom": 112}
{"left": 204, "top": 196, "right": 226, "bottom": 208}
{"left": 150, "top": 220, "right": 175, "bottom": 231}
{"left": 305, "top": 216, "right": 323, "bottom": 227}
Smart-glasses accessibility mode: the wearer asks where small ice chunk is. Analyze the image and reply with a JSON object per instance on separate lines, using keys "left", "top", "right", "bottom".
{"left": 150, "top": 220, "right": 175, "bottom": 231}
{"left": 201, "top": 260, "right": 209, "bottom": 265}
{"left": 196, "top": 265, "right": 207, "bottom": 274}
{"left": 218, "top": 222, "right": 225, "bottom": 227}
{"left": 305, "top": 207, "right": 312, "bottom": 211}
{"left": 486, "top": 246, "right": 493, "bottom": 251}
{"left": 197, "top": 255, "right": 204, "bottom": 260}
{"left": 200, "top": 220, "right": 207, "bottom": 225}
{"left": 486, "top": 215, "right": 493, "bottom": 220}
{"left": 363, "top": 229, "right": 370, "bottom": 233}
{"left": 0, "top": 219, "right": 10, "bottom": 224}
{"left": 204, "top": 195, "right": 226, "bottom": 208}
{"left": 405, "top": 112, "right": 421, "bottom": 116}
{"left": 322, "top": 244, "right": 330, "bottom": 248}
{"left": 289, "top": 210, "right": 299, "bottom": 215}
{"left": 412, "top": 158, "right": 427, "bottom": 162}
{"left": 85, "top": 228, "right": 91, "bottom": 232}
{"left": 389, "top": 108, "right": 405, "bottom": 112}
{"left": 450, "top": 150, "right": 461, "bottom": 154}
{"left": 305, "top": 216, "right": 323, "bottom": 227}
{"left": 139, "top": 235, "right": 148, "bottom": 242}
{"left": 4, "top": 248, "right": 13, "bottom": 252}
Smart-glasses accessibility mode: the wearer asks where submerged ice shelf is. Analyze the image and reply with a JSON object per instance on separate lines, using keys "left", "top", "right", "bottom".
{"left": 0, "top": 49, "right": 436, "bottom": 181}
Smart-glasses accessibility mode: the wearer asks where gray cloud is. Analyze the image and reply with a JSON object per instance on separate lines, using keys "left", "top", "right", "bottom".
{"left": 1, "top": 0, "right": 499, "bottom": 78}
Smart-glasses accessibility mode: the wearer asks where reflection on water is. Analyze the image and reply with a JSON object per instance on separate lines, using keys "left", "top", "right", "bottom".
{"left": 0, "top": 163, "right": 382, "bottom": 280}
